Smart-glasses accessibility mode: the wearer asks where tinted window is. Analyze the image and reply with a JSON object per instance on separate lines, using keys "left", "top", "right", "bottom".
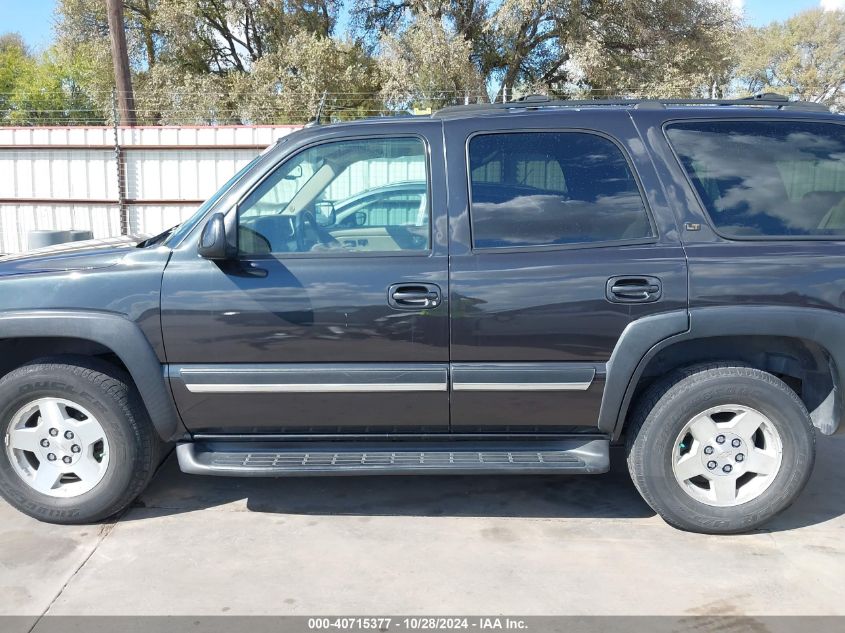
{"left": 468, "top": 132, "right": 652, "bottom": 248}
{"left": 666, "top": 120, "right": 845, "bottom": 238}
{"left": 238, "top": 137, "right": 429, "bottom": 255}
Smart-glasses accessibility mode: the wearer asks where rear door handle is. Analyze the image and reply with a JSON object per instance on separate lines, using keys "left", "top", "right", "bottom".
{"left": 606, "top": 276, "right": 662, "bottom": 303}
{"left": 388, "top": 283, "right": 442, "bottom": 310}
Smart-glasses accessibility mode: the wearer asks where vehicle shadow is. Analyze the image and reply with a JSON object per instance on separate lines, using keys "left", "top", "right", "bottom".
{"left": 762, "top": 434, "right": 845, "bottom": 533}
{"left": 126, "top": 436, "right": 845, "bottom": 531}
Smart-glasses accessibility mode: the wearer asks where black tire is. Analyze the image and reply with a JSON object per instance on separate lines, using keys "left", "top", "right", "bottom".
{"left": 0, "top": 357, "right": 162, "bottom": 524}
{"left": 625, "top": 364, "right": 816, "bottom": 534}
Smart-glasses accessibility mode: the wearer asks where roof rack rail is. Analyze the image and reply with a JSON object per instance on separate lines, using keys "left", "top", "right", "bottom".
{"left": 433, "top": 93, "right": 831, "bottom": 116}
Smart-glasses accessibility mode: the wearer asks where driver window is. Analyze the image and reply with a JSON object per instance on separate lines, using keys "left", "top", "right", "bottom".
{"left": 238, "top": 137, "right": 430, "bottom": 255}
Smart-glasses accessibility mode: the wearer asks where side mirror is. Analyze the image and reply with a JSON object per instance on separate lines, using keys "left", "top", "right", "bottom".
{"left": 198, "top": 213, "right": 229, "bottom": 260}
{"left": 282, "top": 164, "right": 303, "bottom": 181}
{"left": 314, "top": 201, "right": 336, "bottom": 227}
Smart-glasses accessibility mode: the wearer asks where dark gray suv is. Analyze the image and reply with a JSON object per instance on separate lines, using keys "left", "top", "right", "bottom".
{"left": 1, "top": 94, "right": 843, "bottom": 533}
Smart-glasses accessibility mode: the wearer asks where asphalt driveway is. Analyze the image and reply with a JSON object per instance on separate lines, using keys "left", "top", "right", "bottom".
{"left": 2, "top": 437, "right": 845, "bottom": 620}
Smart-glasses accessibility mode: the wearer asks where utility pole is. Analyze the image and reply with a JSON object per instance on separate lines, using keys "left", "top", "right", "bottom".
{"left": 106, "top": 0, "right": 136, "bottom": 126}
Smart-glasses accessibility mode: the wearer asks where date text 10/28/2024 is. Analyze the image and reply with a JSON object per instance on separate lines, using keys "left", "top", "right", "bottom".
{"left": 307, "top": 618, "right": 529, "bottom": 630}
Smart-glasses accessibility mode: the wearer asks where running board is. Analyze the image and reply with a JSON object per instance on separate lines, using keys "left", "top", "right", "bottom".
{"left": 176, "top": 439, "right": 610, "bottom": 477}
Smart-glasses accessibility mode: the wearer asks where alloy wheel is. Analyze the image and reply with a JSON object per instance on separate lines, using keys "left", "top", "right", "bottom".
{"left": 671, "top": 404, "right": 784, "bottom": 507}
{"left": 4, "top": 397, "right": 110, "bottom": 497}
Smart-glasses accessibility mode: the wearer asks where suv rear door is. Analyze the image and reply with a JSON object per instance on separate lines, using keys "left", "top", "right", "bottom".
{"left": 443, "top": 109, "right": 688, "bottom": 432}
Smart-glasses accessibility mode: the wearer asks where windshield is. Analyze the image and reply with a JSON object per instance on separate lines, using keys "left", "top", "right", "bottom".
{"left": 162, "top": 154, "right": 263, "bottom": 248}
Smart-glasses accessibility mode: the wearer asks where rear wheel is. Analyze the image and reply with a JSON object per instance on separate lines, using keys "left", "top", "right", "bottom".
{"left": 626, "top": 364, "right": 815, "bottom": 533}
{"left": 0, "top": 358, "right": 161, "bottom": 524}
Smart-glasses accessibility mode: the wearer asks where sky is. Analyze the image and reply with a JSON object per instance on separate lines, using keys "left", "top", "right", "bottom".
{"left": 0, "top": 0, "right": 844, "bottom": 52}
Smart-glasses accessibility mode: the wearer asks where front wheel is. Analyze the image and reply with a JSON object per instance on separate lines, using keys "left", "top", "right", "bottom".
{"left": 0, "top": 358, "right": 161, "bottom": 524}
{"left": 626, "top": 364, "right": 816, "bottom": 534}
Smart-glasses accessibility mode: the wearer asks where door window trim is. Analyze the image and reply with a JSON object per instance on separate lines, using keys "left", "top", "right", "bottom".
{"left": 233, "top": 133, "right": 435, "bottom": 259}
{"left": 662, "top": 116, "right": 845, "bottom": 243}
{"left": 464, "top": 127, "right": 658, "bottom": 254}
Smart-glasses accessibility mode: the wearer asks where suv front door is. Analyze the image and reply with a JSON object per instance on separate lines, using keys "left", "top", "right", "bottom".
{"left": 444, "top": 110, "right": 688, "bottom": 433}
{"left": 161, "top": 122, "right": 449, "bottom": 435}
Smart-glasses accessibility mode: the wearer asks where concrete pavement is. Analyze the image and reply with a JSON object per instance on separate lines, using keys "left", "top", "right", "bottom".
{"left": 2, "top": 437, "right": 845, "bottom": 617}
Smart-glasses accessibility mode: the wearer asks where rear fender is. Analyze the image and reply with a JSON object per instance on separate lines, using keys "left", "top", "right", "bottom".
{"left": 603, "top": 306, "right": 845, "bottom": 439}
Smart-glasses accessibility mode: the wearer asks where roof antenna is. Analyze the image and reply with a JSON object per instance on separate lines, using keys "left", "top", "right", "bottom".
{"left": 307, "top": 91, "right": 327, "bottom": 127}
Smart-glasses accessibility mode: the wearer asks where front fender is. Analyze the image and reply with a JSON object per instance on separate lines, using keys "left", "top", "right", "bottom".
{"left": 0, "top": 310, "right": 184, "bottom": 441}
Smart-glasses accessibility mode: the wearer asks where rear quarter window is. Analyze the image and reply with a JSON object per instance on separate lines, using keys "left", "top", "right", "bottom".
{"left": 665, "top": 120, "right": 845, "bottom": 238}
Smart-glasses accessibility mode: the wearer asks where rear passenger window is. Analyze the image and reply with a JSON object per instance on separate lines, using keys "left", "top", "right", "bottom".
{"left": 468, "top": 132, "right": 653, "bottom": 249}
{"left": 666, "top": 120, "right": 845, "bottom": 238}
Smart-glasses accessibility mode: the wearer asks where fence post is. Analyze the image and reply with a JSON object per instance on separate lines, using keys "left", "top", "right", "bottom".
{"left": 112, "top": 89, "right": 129, "bottom": 236}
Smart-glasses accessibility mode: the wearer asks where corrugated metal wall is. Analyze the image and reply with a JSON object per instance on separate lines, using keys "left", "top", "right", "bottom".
{"left": 0, "top": 125, "right": 300, "bottom": 254}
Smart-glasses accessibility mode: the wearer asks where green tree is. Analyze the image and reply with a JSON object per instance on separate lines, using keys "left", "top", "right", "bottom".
{"left": 57, "top": 0, "right": 340, "bottom": 76}
{"left": 376, "top": 13, "right": 481, "bottom": 111}
{"left": 54, "top": 0, "right": 353, "bottom": 123}
{"left": 244, "top": 30, "right": 381, "bottom": 123}
{"left": 354, "top": 0, "right": 741, "bottom": 101}
{"left": 0, "top": 32, "right": 104, "bottom": 125}
{"left": 130, "top": 28, "right": 381, "bottom": 125}
{"left": 0, "top": 34, "right": 32, "bottom": 113}
{"left": 735, "top": 8, "right": 845, "bottom": 108}
{"left": 568, "top": 0, "right": 741, "bottom": 99}
{"left": 154, "top": 0, "right": 339, "bottom": 73}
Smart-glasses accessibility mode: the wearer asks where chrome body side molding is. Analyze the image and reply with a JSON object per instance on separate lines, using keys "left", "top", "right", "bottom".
{"left": 185, "top": 383, "right": 446, "bottom": 393}
{"left": 451, "top": 363, "right": 597, "bottom": 392}
{"left": 174, "top": 363, "right": 449, "bottom": 394}
{"left": 172, "top": 362, "right": 598, "bottom": 394}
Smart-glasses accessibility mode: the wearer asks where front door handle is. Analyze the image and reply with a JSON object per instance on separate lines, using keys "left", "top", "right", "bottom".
{"left": 388, "top": 283, "right": 442, "bottom": 310}
{"left": 606, "top": 276, "right": 662, "bottom": 303}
